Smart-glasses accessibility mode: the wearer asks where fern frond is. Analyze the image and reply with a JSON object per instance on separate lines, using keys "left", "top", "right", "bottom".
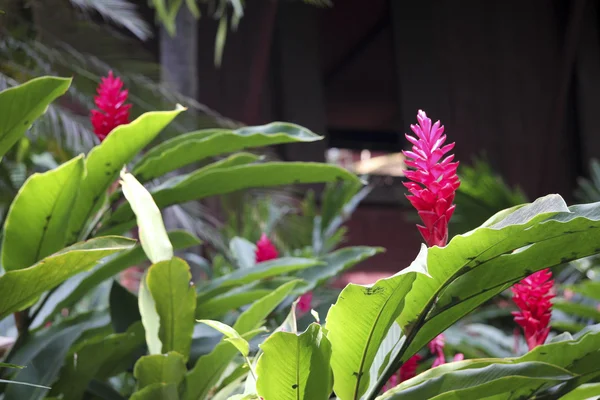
{"left": 69, "top": 0, "right": 152, "bottom": 41}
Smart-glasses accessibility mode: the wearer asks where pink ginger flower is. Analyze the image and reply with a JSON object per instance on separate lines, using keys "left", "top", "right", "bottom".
{"left": 512, "top": 268, "right": 554, "bottom": 351}
{"left": 298, "top": 292, "right": 313, "bottom": 313}
{"left": 255, "top": 233, "right": 279, "bottom": 263}
{"left": 254, "top": 234, "right": 314, "bottom": 315}
{"left": 403, "top": 110, "right": 460, "bottom": 247}
{"left": 90, "top": 71, "right": 132, "bottom": 142}
{"left": 427, "top": 334, "right": 464, "bottom": 368}
{"left": 428, "top": 334, "right": 446, "bottom": 368}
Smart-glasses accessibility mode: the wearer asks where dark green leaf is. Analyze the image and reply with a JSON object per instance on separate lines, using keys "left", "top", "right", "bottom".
{"left": 50, "top": 323, "right": 145, "bottom": 399}
{"left": 197, "top": 257, "right": 321, "bottom": 303}
{"left": 5, "top": 312, "right": 109, "bottom": 400}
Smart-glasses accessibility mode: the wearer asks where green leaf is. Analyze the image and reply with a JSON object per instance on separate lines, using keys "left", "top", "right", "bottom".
{"left": 147, "top": 258, "right": 196, "bottom": 360}
{"left": 101, "top": 162, "right": 361, "bottom": 235}
{"left": 324, "top": 246, "right": 425, "bottom": 400}
{"left": 50, "top": 230, "right": 200, "bottom": 317}
{"left": 110, "top": 280, "right": 142, "bottom": 333}
{"left": 196, "top": 278, "right": 294, "bottom": 319}
{"left": 256, "top": 323, "right": 333, "bottom": 400}
{"left": 0, "top": 76, "right": 71, "bottom": 158}
{"left": 120, "top": 171, "right": 173, "bottom": 263}
{"left": 184, "top": 279, "right": 301, "bottom": 400}
{"left": 560, "top": 383, "right": 600, "bottom": 399}
{"left": 553, "top": 299, "right": 600, "bottom": 321}
{"left": 379, "top": 362, "right": 574, "bottom": 399}
{"left": 49, "top": 323, "right": 145, "bottom": 399}
{"left": 198, "top": 320, "right": 249, "bottom": 357}
{"left": 0, "top": 380, "right": 50, "bottom": 389}
{"left": 132, "top": 123, "right": 322, "bottom": 181}
{"left": 5, "top": 312, "right": 109, "bottom": 400}
{"left": 2, "top": 155, "right": 84, "bottom": 271}
{"left": 66, "top": 106, "right": 184, "bottom": 243}
{"left": 298, "top": 246, "right": 383, "bottom": 292}
{"left": 134, "top": 352, "right": 187, "bottom": 390}
{"left": 197, "top": 258, "right": 321, "bottom": 303}
{"left": 372, "top": 195, "right": 600, "bottom": 397}
{"left": 230, "top": 237, "right": 257, "bottom": 269}
{"left": 0, "top": 363, "right": 23, "bottom": 369}
{"left": 130, "top": 383, "right": 179, "bottom": 400}
{"left": 0, "top": 236, "right": 134, "bottom": 319}
{"left": 568, "top": 281, "right": 600, "bottom": 301}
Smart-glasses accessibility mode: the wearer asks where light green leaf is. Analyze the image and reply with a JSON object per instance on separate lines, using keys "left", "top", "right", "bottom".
{"left": 0, "top": 236, "right": 134, "bottom": 319}
{"left": 120, "top": 171, "right": 173, "bottom": 263}
{"left": 2, "top": 155, "right": 84, "bottom": 271}
{"left": 324, "top": 245, "right": 425, "bottom": 400}
{"left": 66, "top": 106, "right": 184, "bottom": 243}
{"left": 230, "top": 237, "right": 257, "bottom": 269}
{"left": 101, "top": 162, "right": 361, "bottom": 235}
{"left": 147, "top": 258, "right": 196, "bottom": 360}
{"left": 130, "top": 383, "right": 179, "bottom": 400}
{"left": 560, "top": 383, "right": 600, "bottom": 399}
{"left": 197, "top": 257, "right": 321, "bottom": 303}
{"left": 49, "top": 322, "right": 145, "bottom": 399}
{"left": 0, "top": 76, "right": 71, "bottom": 158}
{"left": 132, "top": 122, "right": 322, "bottom": 181}
{"left": 198, "top": 319, "right": 249, "bottom": 357}
{"left": 184, "top": 280, "right": 301, "bottom": 400}
{"left": 256, "top": 323, "right": 333, "bottom": 400}
{"left": 139, "top": 270, "right": 161, "bottom": 355}
{"left": 49, "top": 230, "right": 200, "bottom": 317}
{"left": 372, "top": 195, "right": 600, "bottom": 396}
{"left": 134, "top": 352, "right": 187, "bottom": 390}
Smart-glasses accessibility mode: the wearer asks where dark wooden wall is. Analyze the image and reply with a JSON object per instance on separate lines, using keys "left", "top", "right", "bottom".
{"left": 189, "top": 0, "right": 600, "bottom": 274}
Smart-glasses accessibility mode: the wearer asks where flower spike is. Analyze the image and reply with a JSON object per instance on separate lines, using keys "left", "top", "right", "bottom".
{"left": 90, "top": 71, "right": 132, "bottom": 142}
{"left": 403, "top": 110, "right": 459, "bottom": 247}
{"left": 512, "top": 268, "right": 554, "bottom": 351}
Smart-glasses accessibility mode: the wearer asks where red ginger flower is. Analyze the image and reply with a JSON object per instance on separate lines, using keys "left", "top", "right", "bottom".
{"left": 403, "top": 110, "right": 460, "bottom": 247}
{"left": 512, "top": 268, "right": 554, "bottom": 351}
{"left": 90, "top": 71, "right": 132, "bottom": 142}
{"left": 383, "top": 354, "right": 422, "bottom": 392}
{"left": 255, "top": 233, "right": 279, "bottom": 262}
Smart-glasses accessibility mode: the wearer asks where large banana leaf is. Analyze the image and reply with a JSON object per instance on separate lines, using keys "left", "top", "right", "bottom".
{"left": 99, "top": 162, "right": 361, "bottom": 235}
{"left": 381, "top": 324, "right": 600, "bottom": 399}
{"left": 132, "top": 122, "right": 322, "bottom": 181}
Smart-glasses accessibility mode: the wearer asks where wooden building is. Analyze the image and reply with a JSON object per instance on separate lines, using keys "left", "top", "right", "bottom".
{"left": 158, "top": 0, "right": 600, "bottom": 278}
